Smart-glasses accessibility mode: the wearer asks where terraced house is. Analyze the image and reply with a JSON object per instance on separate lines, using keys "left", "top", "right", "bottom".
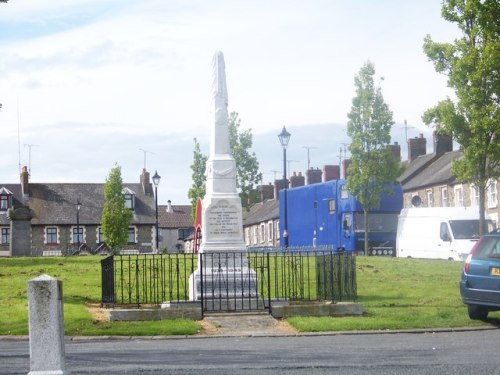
{"left": 0, "top": 167, "right": 157, "bottom": 256}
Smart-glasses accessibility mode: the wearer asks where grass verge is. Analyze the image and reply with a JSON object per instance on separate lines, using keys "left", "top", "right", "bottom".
{"left": 289, "top": 257, "right": 500, "bottom": 331}
{"left": 0, "top": 255, "right": 498, "bottom": 335}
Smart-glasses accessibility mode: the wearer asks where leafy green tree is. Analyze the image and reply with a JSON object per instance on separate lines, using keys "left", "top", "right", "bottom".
{"left": 188, "top": 138, "right": 208, "bottom": 219}
{"left": 188, "top": 112, "right": 262, "bottom": 215}
{"left": 346, "top": 61, "right": 402, "bottom": 255}
{"left": 422, "top": 0, "right": 500, "bottom": 235}
{"left": 101, "top": 164, "right": 132, "bottom": 252}
{"left": 228, "top": 112, "right": 263, "bottom": 209}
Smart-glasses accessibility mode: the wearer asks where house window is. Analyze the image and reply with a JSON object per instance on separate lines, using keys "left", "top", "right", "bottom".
{"left": 72, "top": 227, "right": 84, "bottom": 244}
{"left": 124, "top": 195, "right": 135, "bottom": 210}
{"left": 260, "top": 223, "right": 266, "bottom": 243}
{"left": 178, "top": 228, "right": 193, "bottom": 240}
{"left": 97, "top": 227, "right": 104, "bottom": 243}
{"left": 489, "top": 180, "right": 498, "bottom": 208}
{"left": 0, "top": 188, "right": 13, "bottom": 211}
{"left": 0, "top": 195, "right": 10, "bottom": 210}
{"left": 426, "top": 189, "right": 434, "bottom": 207}
{"left": 471, "top": 185, "right": 479, "bottom": 207}
{"left": 1, "top": 228, "right": 9, "bottom": 245}
{"left": 128, "top": 227, "right": 136, "bottom": 244}
{"left": 454, "top": 186, "right": 464, "bottom": 207}
{"left": 441, "top": 187, "right": 448, "bottom": 207}
{"left": 122, "top": 188, "right": 136, "bottom": 210}
{"left": 328, "top": 199, "right": 336, "bottom": 214}
{"left": 252, "top": 226, "right": 258, "bottom": 245}
{"left": 46, "top": 227, "right": 58, "bottom": 244}
{"left": 267, "top": 221, "right": 273, "bottom": 242}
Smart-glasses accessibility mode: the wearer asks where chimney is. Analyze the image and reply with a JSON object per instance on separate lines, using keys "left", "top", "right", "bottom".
{"left": 290, "top": 172, "right": 305, "bottom": 188}
{"left": 408, "top": 134, "right": 427, "bottom": 162}
{"left": 342, "top": 159, "right": 351, "bottom": 179}
{"left": 433, "top": 131, "right": 453, "bottom": 155}
{"left": 274, "top": 179, "right": 286, "bottom": 200}
{"left": 140, "top": 169, "right": 153, "bottom": 196}
{"left": 20, "top": 166, "right": 29, "bottom": 196}
{"left": 306, "top": 168, "right": 322, "bottom": 185}
{"left": 388, "top": 142, "right": 401, "bottom": 161}
{"left": 259, "top": 184, "right": 275, "bottom": 201}
{"left": 166, "top": 200, "right": 173, "bottom": 213}
{"left": 323, "top": 165, "right": 340, "bottom": 182}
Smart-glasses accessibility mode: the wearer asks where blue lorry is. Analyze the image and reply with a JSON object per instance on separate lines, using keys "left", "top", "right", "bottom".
{"left": 279, "top": 179, "right": 403, "bottom": 255}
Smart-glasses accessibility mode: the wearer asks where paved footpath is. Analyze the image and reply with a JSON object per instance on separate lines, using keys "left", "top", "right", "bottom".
{"left": 200, "top": 312, "right": 298, "bottom": 336}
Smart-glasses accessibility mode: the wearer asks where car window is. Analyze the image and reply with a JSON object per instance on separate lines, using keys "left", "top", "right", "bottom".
{"left": 473, "top": 236, "right": 500, "bottom": 259}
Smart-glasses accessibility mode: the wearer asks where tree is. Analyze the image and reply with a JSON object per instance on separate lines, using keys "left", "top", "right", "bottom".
{"left": 346, "top": 61, "right": 402, "bottom": 255}
{"left": 188, "top": 112, "right": 262, "bottom": 215}
{"left": 188, "top": 138, "right": 208, "bottom": 219}
{"left": 101, "top": 164, "right": 132, "bottom": 252}
{"left": 227, "top": 112, "right": 263, "bottom": 209}
{"left": 422, "top": 0, "right": 500, "bottom": 235}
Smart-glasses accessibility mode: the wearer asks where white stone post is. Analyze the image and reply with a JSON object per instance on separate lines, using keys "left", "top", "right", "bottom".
{"left": 27, "top": 274, "right": 68, "bottom": 375}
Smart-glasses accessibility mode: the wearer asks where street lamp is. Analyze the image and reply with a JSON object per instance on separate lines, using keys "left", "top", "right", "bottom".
{"left": 278, "top": 126, "right": 291, "bottom": 248}
{"left": 76, "top": 200, "right": 81, "bottom": 250}
{"left": 152, "top": 171, "right": 161, "bottom": 252}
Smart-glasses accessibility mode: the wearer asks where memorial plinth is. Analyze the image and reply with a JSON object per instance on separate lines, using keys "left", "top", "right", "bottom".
{"left": 189, "top": 51, "right": 257, "bottom": 304}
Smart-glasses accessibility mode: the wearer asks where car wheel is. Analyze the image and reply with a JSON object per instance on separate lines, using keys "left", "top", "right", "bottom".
{"left": 467, "top": 305, "right": 488, "bottom": 320}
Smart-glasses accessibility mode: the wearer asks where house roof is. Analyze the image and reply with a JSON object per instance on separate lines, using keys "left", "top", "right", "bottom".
{"left": 0, "top": 182, "right": 156, "bottom": 226}
{"left": 158, "top": 204, "right": 193, "bottom": 229}
{"left": 400, "top": 150, "right": 463, "bottom": 191}
{"left": 399, "top": 153, "right": 437, "bottom": 184}
{"left": 243, "top": 199, "right": 279, "bottom": 226}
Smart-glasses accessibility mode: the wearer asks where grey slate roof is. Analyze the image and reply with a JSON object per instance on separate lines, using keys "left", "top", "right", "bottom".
{"left": 243, "top": 199, "right": 279, "bottom": 226}
{"left": 399, "top": 150, "right": 463, "bottom": 191}
{"left": 0, "top": 182, "right": 155, "bottom": 226}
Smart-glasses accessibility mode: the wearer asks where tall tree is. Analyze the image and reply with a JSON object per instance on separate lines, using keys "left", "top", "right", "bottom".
{"left": 101, "top": 164, "right": 132, "bottom": 252}
{"left": 188, "top": 138, "right": 208, "bottom": 219}
{"left": 422, "top": 0, "right": 500, "bottom": 235}
{"left": 188, "top": 112, "right": 262, "bottom": 215}
{"left": 346, "top": 61, "right": 402, "bottom": 255}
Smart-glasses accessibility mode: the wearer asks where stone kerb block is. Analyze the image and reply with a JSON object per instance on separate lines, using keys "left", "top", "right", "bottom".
{"left": 27, "top": 274, "right": 68, "bottom": 375}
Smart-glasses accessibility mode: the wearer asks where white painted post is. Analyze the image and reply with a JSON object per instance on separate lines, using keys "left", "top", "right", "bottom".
{"left": 27, "top": 274, "right": 68, "bottom": 375}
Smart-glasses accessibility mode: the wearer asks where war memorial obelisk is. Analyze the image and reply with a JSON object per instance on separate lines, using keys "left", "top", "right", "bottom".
{"left": 189, "top": 51, "right": 256, "bottom": 302}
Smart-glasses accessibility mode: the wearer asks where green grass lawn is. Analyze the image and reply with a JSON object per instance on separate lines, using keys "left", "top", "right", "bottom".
{"left": 0, "top": 255, "right": 498, "bottom": 335}
{"left": 290, "top": 257, "right": 500, "bottom": 332}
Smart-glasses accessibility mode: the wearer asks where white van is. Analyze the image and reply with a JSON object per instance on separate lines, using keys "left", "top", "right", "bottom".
{"left": 396, "top": 207, "right": 494, "bottom": 261}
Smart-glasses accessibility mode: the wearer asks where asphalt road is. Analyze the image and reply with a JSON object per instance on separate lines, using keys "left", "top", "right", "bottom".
{"left": 2, "top": 329, "right": 500, "bottom": 374}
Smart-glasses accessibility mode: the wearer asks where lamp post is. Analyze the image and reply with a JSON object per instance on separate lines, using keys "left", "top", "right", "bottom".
{"left": 278, "top": 126, "right": 291, "bottom": 248}
{"left": 152, "top": 171, "right": 161, "bottom": 252}
{"left": 76, "top": 200, "right": 81, "bottom": 250}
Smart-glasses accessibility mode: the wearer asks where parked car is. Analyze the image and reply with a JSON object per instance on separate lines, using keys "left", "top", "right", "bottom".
{"left": 460, "top": 230, "right": 500, "bottom": 320}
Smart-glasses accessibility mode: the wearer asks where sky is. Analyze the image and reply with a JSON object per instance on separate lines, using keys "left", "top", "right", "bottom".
{"left": 0, "top": 0, "right": 460, "bottom": 205}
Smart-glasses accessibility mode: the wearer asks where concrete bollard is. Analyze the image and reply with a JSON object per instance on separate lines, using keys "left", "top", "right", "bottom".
{"left": 27, "top": 274, "right": 68, "bottom": 375}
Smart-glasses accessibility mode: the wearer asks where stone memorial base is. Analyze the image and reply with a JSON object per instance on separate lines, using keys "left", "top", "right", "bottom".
{"left": 189, "top": 252, "right": 259, "bottom": 302}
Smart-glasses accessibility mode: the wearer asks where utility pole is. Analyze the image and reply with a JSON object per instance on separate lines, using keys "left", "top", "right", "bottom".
{"left": 302, "top": 146, "right": 317, "bottom": 170}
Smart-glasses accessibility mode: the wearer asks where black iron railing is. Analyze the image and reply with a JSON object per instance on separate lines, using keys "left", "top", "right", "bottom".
{"left": 101, "top": 250, "right": 356, "bottom": 309}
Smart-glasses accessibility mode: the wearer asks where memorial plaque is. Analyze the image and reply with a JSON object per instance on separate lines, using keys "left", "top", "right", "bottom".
{"left": 206, "top": 200, "right": 242, "bottom": 239}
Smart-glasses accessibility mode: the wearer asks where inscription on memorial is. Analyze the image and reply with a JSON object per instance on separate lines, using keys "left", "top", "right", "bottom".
{"left": 206, "top": 200, "right": 241, "bottom": 238}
